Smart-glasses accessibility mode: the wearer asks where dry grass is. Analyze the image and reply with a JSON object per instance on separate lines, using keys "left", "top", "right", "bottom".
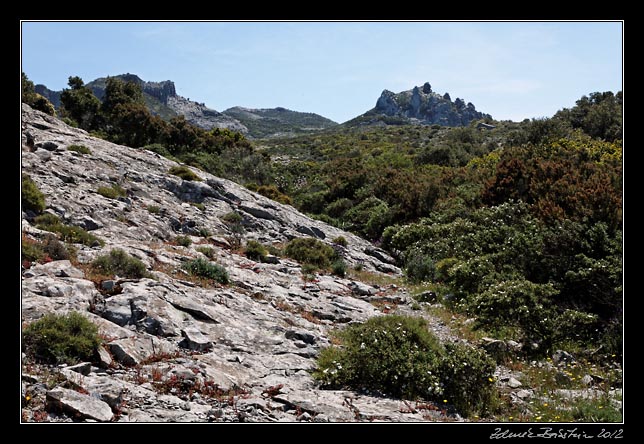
{"left": 347, "top": 268, "right": 403, "bottom": 288}
{"left": 274, "top": 299, "right": 321, "bottom": 324}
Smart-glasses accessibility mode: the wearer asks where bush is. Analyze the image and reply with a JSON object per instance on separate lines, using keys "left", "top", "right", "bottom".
{"left": 196, "top": 246, "right": 216, "bottom": 259}
{"left": 469, "top": 279, "right": 559, "bottom": 351}
{"left": 332, "top": 236, "right": 348, "bottom": 247}
{"left": 256, "top": 184, "right": 292, "bottom": 205}
{"left": 169, "top": 165, "right": 202, "bottom": 181}
{"left": 182, "top": 258, "right": 229, "bottom": 284}
{"left": 23, "top": 312, "right": 101, "bottom": 365}
{"left": 147, "top": 205, "right": 161, "bottom": 214}
{"left": 191, "top": 202, "right": 206, "bottom": 211}
{"left": 404, "top": 250, "right": 436, "bottom": 284}
{"left": 284, "top": 238, "right": 338, "bottom": 268}
{"left": 34, "top": 213, "right": 61, "bottom": 226}
{"left": 35, "top": 214, "right": 103, "bottom": 247}
{"left": 67, "top": 144, "right": 91, "bottom": 155}
{"left": 315, "top": 315, "right": 443, "bottom": 399}
{"left": 314, "top": 315, "right": 496, "bottom": 417}
{"left": 97, "top": 184, "right": 127, "bottom": 199}
{"left": 31, "top": 94, "right": 56, "bottom": 115}
{"left": 92, "top": 248, "right": 149, "bottom": 279}
{"left": 244, "top": 240, "right": 267, "bottom": 261}
{"left": 22, "top": 174, "right": 45, "bottom": 214}
{"left": 175, "top": 235, "right": 192, "bottom": 247}
{"left": 438, "top": 343, "right": 497, "bottom": 416}
{"left": 42, "top": 234, "right": 70, "bottom": 260}
{"left": 222, "top": 211, "right": 243, "bottom": 224}
{"left": 198, "top": 227, "right": 211, "bottom": 238}
{"left": 331, "top": 259, "right": 347, "bottom": 277}
{"left": 301, "top": 263, "right": 318, "bottom": 276}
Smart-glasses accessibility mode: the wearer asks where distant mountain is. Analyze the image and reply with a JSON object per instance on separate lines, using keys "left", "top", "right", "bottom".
{"left": 34, "top": 84, "right": 61, "bottom": 108}
{"left": 33, "top": 74, "right": 338, "bottom": 139}
{"left": 84, "top": 74, "right": 248, "bottom": 133}
{"left": 346, "top": 82, "right": 492, "bottom": 128}
{"left": 223, "top": 106, "right": 338, "bottom": 139}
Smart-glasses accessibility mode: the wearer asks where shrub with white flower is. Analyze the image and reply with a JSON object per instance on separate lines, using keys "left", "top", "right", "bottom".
{"left": 313, "top": 315, "right": 496, "bottom": 417}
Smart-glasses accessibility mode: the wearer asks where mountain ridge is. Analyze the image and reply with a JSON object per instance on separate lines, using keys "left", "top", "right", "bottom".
{"left": 222, "top": 106, "right": 338, "bottom": 139}
{"left": 33, "top": 74, "right": 338, "bottom": 139}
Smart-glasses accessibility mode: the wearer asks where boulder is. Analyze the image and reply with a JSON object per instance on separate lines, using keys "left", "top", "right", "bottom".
{"left": 179, "top": 327, "right": 214, "bottom": 352}
{"left": 239, "top": 205, "right": 277, "bottom": 221}
{"left": 348, "top": 281, "right": 376, "bottom": 296}
{"left": 46, "top": 387, "right": 113, "bottom": 422}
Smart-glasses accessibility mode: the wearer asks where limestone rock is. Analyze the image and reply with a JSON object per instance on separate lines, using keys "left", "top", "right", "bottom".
{"left": 46, "top": 387, "right": 113, "bottom": 422}
{"left": 179, "top": 326, "right": 214, "bottom": 352}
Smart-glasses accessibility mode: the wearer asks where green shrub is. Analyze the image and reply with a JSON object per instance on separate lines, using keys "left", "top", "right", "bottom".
{"left": 314, "top": 315, "right": 496, "bottom": 417}
{"left": 331, "top": 259, "right": 347, "bottom": 277}
{"left": 404, "top": 250, "right": 436, "bottom": 284}
{"left": 182, "top": 258, "right": 229, "bottom": 284}
{"left": 284, "top": 238, "right": 338, "bottom": 268}
{"left": 22, "top": 238, "right": 44, "bottom": 262}
{"left": 22, "top": 174, "right": 45, "bottom": 214}
{"left": 315, "top": 315, "right": 443, "bottom": 399}
{"left": 97, "top": 184, "right": 127, "bottom": 199}
{"left": 222, "top": 211, "right": 243, "bottom": 224}
{"left": 301, "top": 263, "right": 318, "bottom": 276}
{"left": 147, "top": 205, "right": 161, "bottom": 214}
{"left": 332, "top": 236, "right": 348, "bottom": 247}
{"left": 438, "top": 342, "right": 497, "bottom": 416}
{"left": 67, "top": 144, "right": 91, "bottom": 155}
{"left": 31, "top": 93, "right": 56, "bottom": 116}
{"left": 256, "top": 184, "right": 292, "bottom": 205}
{"left": 191, "top": 202, "right": 206, "bottom": 211}
{"left": 169, "top": 165, "right": 202, "bottom": 181}
{"left": 469, "top": 279, "right": 559, "bottom": 352}
{"left": 35, "top": 214, "right": 103, "bottom": 247}
{"left": 244, "top": 240, "right": 267, "bottom": 261}
{"left": 266, "top": 244, "right": 283, "bottom": 257}
{"left": 92, "top": 248, "right": 149, "bottom": 279}
{"left": 23, "top": 312, "right": 101, "bottom": 365}
{"left": 57, "top": 225, "right": 103, "bottom": 247}
{"left": 196, "top": 246, "right": 216, "bottom": 259}
{"left": 34, "top": 213, "right": 61, "bottom": 226}
{"left": 198, "top": 227, "right": 211, "bottom": 238}
{"left": 42, "top": 234, "right": 70, "bottom": 260}
{"left": 571, "top": 397, "right": 622, "bottom": 422}
{"left": 175, "top": 235, "right": 192, "bottom": 247}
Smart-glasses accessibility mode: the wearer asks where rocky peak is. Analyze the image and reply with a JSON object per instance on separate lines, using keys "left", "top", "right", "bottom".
{"left": 371, "top": 83, "right": 492, "bottom": 127}
{"left": 87, "top": 74, "right": 176, "bottom": 105}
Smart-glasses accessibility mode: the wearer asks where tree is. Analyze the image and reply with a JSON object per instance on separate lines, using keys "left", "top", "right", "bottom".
{"left": 60, "top": 76, "right": 101, "bottom": 129}
{"left": 101, "top": 77, "right": 145, "bottom": 118}
{"left": 21, "top": 72, "right": 55, "bottom": 116}
{"left": 554, "top": 91, "right": 622, "bottom": 142}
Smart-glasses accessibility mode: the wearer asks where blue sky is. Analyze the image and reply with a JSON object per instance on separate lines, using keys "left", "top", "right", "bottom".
{"left": 21, "top": 21, "right": 622, "bottom": 124}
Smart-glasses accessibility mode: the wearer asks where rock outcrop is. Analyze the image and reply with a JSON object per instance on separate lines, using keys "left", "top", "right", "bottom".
{"left": 347, "top": 82, "right": 492, "bottom": 127}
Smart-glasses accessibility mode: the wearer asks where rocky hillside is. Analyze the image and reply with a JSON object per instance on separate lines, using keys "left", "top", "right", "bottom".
{"left": 347, "top": 82, "right": 491, "bottom": 127}
{"left": 223, "top": 106, "right": 338, "bottom": 139}
{"left": 19, "top": 103, "right": 451, "bottom": 422}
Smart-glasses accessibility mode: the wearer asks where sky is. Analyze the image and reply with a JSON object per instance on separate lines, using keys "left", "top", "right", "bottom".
{"left": 21, "top": 21, "right": 622, "bottom": 124}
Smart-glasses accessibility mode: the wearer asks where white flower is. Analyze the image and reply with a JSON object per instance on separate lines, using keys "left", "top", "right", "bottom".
{"left": 360, "top": 342, "right": 366, "bottom": 350}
